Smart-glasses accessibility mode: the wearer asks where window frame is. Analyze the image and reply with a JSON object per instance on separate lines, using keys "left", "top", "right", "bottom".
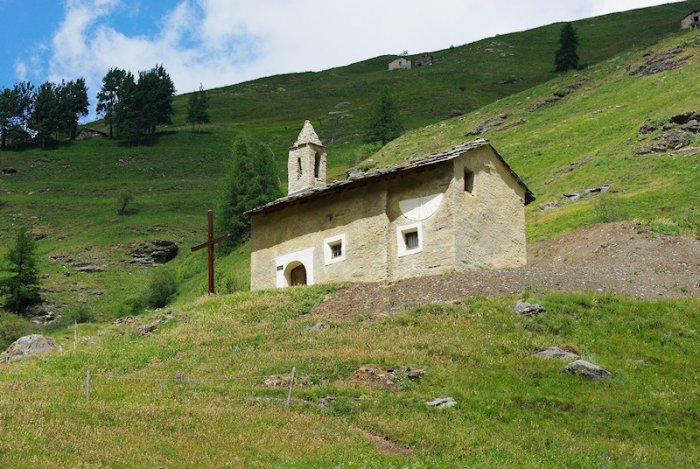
{"left": 396, "top": 222, "right": 423, "bottom": 257}
{"left": 323, "top": 234, "right": 347, "bottom": 265}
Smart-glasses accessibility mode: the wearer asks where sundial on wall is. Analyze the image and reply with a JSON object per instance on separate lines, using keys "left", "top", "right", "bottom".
{"left": 399, "top": 193, "right": 444, "bottom": 221}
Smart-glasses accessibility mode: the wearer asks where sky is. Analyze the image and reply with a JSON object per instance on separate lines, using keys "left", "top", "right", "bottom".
{"left": 0, "top": 0, "right": 685, "bottom": 114}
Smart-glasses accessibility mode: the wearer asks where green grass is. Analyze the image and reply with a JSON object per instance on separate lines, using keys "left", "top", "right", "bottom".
{"left": 1, "top": 290, "right": 698, "bottom": 466}
{"left": 0, "top": 3, "right": 699, "bottom": 323}
{"left": 370, "top": 31, "right": 700, "bottom": 241}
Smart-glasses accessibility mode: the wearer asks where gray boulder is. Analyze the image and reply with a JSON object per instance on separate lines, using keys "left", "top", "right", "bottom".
{"left": 514, "top": 300, "right": 545, "bottom": 316}
{"left": 426, "top": 397, "right": 457, "bottom": 409}
{"left": 130, "top": 240, "right": 179, "bottom": 266}
{"left": 2, "top": 335, "right": 59, "bottom": 363}
{"left": 534, "top": 346, "right": 579, "bottom": 361}
{"left": 563, "top": 359, "right": 612, "bottom": 380}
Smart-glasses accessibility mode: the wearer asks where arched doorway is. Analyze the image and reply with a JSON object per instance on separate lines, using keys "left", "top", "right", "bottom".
{"left": 285, "top": 261, "right": 307, "bottom": 286}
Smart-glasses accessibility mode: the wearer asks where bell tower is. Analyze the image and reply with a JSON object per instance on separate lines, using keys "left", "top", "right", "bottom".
{"left": 288, "top": 120, "right": 327, "bottom": 194}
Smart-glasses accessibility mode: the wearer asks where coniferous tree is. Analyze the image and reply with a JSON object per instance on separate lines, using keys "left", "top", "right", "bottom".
{"left": 29, "top": 82, "right": 62, "bottom": 149}
{"left": 136, "top": 64, "right": 175, "bottom": 135}
{"left": 186, "top": 84, "right": 210, "bottom": 132}
{"left": 62, "top": 78, "right": 89, "bottom": 140}
{"left": 218, "top": 137, "right": 281, "bottom": 249}
{"left": 364, "top": 87, "right": 403, "bottom": 145}
{"left": 0, "top": 81, "right": 34, "bottom": 150}
{"left": 96, "top": 68, "right": 127, "bottom": 138}
{"left": 0, "top": 228, "right": 40, "bottom": 315}
{"left": 554, "top": 23, "right": 580, "bottom": 72}
{"left": 114, "top": 72, "right": 142, "bottom": 145}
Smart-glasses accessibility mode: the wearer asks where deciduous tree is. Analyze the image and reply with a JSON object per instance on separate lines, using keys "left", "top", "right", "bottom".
{"left": 96, "top": 68, "right": 127, "bottom": 138}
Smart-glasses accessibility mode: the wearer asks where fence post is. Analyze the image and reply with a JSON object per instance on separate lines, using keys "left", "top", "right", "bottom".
{"left": 286, "top": 367, "right": 296, "bottom": 409}
{"left": 74, "top": 320, "right": 77, "bottom": 352}
{"left": 86, "top": 368, "right": 91, "bottom": 403}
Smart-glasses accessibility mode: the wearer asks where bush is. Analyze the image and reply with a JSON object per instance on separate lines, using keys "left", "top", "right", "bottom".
{"left": 68, "top": 306, "right": 94, "bottom": 323}
{"left": 143, "top": 269, "right": 178, "bottom": 309}
{"left": 0, "top": 313, "right": 36, "bottom": 350}
{"left": 117, "top": 191, "right": 134, "bottom": 215}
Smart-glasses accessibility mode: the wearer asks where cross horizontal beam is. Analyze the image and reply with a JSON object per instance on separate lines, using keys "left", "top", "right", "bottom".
{"left": 191, "top": 234, "right": 230, "bottom": 252}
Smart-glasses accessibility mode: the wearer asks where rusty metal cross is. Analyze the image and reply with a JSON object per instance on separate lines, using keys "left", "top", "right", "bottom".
{"left": 191, "top": 210, "right": 230, "bottom": 296}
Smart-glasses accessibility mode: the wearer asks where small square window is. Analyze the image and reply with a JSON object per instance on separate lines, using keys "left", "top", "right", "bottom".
{"left": 323, "top": 234, "right": 346, "bottom": 265}
{"left": 464, "top": 169, "right": 475, "bottom": 193}
{"left": 404, "top": 230, "right": 419, "bottom": 249}
{"left": 396, "top": 222, "right": 423, "bottom": 257}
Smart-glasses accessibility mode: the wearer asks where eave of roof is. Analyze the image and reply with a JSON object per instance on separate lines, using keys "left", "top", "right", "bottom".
{"left": 247, "top": 139, "right": 535, "bottom": 216}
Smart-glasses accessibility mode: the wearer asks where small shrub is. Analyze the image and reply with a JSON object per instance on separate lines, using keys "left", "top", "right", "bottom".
{"left": 68, "top": 306, "right": 94, "bottom": 323}
{"left": 143, "top": 269, "right": 178, "bottom": 309}
{"left": 593, "top": 192, "right": 623, "bottom": 223}
{"left": 117, "top": 191, "right": 134, "bottom": 215}
{"left": 0, "top": 313, "right": 36, "bottom": 350}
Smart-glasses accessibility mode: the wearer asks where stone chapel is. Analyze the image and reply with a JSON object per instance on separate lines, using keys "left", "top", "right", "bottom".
{"left": 248, "top": 121, "right": 534, "bottom": 290}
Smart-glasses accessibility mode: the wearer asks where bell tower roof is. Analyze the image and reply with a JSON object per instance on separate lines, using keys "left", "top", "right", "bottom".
{"left": 293, "top": 120, "right": 323, "bottom": 147}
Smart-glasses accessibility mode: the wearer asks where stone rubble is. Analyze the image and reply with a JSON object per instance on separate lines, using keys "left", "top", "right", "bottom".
{"left": 514, "top": 300, "right": 545, "bottom": 316}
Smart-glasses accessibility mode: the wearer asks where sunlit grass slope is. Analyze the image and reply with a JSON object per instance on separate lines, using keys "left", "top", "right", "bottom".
{"left": 370, "top": 31, "right": 700, "bottom": 241}
{"left": 1, "top": 289, "right": 698, "bottom": 466}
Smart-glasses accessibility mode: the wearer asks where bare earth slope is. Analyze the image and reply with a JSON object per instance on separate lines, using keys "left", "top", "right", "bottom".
{"left": 313, "top": 222, "right": 700, "bottom": 317}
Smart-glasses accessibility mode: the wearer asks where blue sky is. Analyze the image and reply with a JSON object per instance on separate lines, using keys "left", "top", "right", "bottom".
{"left": 0, "top": 0, "right": 683, "bottom": 115}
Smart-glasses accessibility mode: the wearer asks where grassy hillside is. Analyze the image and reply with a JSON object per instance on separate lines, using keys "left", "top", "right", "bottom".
{"left": 370, "top": 31, "right": 700, "bottom": 241}
{"left": 1, "top": 289, "right": 698, "bottom": 466}
{"left": 0, "top": 2, "right": 698, "bottom": 322}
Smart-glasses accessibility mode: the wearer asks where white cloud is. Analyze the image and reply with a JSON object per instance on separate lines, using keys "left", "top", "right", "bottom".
{"left": 14, "top": 62, "right": 27, "bottom": 81}
{"left": 44, "top": 0, "right": 683, "bottom": 116}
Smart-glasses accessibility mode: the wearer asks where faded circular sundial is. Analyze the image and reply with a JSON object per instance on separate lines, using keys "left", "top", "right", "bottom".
{"left": 399, "top": 193, "right": 444, "bottom": 221}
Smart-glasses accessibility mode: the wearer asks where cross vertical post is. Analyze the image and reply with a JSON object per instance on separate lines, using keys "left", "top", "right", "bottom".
{"left": 207, "top": 210, "right": 215, "bottom": 296}
{"left": 191, "top": 210, "right": 231, "bottom": 296}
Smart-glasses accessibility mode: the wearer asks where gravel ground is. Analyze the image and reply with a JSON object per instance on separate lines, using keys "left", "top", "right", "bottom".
{"left": 312, "top": 222, "right": 700, "bottom": 317}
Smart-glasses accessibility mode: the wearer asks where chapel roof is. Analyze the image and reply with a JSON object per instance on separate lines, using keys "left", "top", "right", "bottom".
{"left": 247, "top": 139, "right": 535, "bottom": 216}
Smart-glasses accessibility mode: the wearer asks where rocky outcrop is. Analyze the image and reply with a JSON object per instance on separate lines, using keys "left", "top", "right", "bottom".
{"left": 1, "top": 335, "right": 59, "bottom": 363}
{"left": 130, "top": 240, "right": 179, "bottom": 266}
{"left": 629, "top": 46, "right": 690, "bottom": 76}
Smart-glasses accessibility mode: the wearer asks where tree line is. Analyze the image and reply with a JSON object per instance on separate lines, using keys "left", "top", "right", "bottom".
{"left": 0, "top": 64, "right": 213, "bottom": 150}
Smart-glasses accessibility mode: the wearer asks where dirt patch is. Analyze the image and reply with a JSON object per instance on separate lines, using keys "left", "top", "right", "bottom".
{"left": 312, "top": 222, "right": 699, "bottom": 317}
{"left": 354, "top": 427, "right": 414, "bottom": 457}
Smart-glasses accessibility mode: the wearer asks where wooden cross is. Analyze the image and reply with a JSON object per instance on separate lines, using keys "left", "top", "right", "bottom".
{"left": 191, "top": 210, "right": 230, "bottom": 296}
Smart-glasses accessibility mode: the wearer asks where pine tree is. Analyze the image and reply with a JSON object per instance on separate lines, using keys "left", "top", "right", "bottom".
{"left": 218, "top": 137, "right": 281, "bottom": 250}
{"left": 186, "top": 84, "right": 210, "bottom": 132}
{"left": 62, "top": 78, "right": 89, "bottom": 140}
{"left": 554, "top": 23, "right": 580, "bottom": 73}
{"left": 0, "top": 228, "right": 40, "bottom": 315}
{"left": 364, "top": 87, "right": 403, "bottom": 145}
{"left": 29, "top": 82, "right": 62, "bottom": 149}
{"left": 96, "top": 68, "right": 127, "bottom": 138}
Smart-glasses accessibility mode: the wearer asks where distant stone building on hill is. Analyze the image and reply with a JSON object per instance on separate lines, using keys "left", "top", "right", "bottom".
{"left": 414, "top": 54, "right": 435, "bottom": 67}
{"left": 681, "top": 11, "right": 699, "bottom": 29}
{"left": 247, "top": 121, "right": 534, "bottom": 290}
{"left": 388, "top": 57, "right": 411, "bottom": 70}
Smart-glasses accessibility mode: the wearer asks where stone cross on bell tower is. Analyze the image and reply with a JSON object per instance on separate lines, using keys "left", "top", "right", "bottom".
{"left": 287, "top": 120, "right": 327, "bottom": 194}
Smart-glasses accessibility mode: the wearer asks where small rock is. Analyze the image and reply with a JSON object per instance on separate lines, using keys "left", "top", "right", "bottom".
{"left": 136, "top": 314, "right": 173, "bottom": 335}
{"left": 514, "top": 300, "right": 545, "bottom": 316}
{"left": 1, "top": 335, "right": 59, "bottom": 363}
{"left": 113, "top": 316, "right": 136, "bottom": 325}
{"left": 318, "top": 396, "right": 335, "bottom": 407}
{"left": 334, "top": 101, "right": 351, "bottom": 109}
{"left": 534, "top": 346, "right": 580, "bottom": 361}
{"left": 307, "top": 322, "right": 327, "bottom": 330}
{"left": 80, "top": 336, "right": 99, "bottom": 345}
{"left": 563, "top": 359, "right": 612, "bottom": 380}
{"left": 1, "top": 167, "right": 17, "bottom": 175}
{"left": 540, "top": 202, "right": 561, "bottom": 211}
{"left": 92, "top": 290, "right": 104, "bottom": 296}
{"left": 561, "top": 192, "right": 580, "bottom": 201}
{"left": 426, "top": 397, "right": 457, "bottom": 409}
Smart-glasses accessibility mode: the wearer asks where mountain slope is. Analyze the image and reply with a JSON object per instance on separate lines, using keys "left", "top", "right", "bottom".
{"left": 369, "top": 30, "right": 700, "bottom": 241}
